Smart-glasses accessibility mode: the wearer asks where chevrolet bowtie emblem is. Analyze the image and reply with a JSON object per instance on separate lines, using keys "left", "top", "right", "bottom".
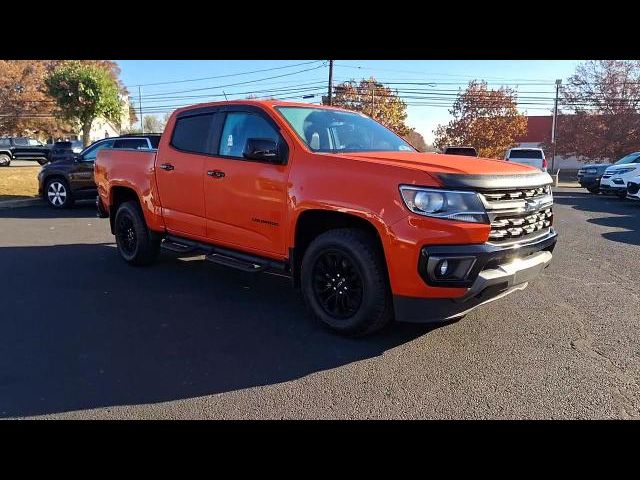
{"left": 525, "top": 199, "right": 540, "bottom": 212}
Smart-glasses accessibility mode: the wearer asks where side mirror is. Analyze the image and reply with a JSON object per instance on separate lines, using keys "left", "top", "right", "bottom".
{"left": 243, "top": 138, "right": 282, "bottom": 164}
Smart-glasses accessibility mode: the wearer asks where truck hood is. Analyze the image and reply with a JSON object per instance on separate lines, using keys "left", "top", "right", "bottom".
{"left": 339, "top": 151, "right": 553, "bottom": 189}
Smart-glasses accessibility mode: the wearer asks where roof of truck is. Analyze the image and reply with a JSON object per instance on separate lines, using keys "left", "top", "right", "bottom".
{"left": 172, "top": 99, "right": 358, "bottom": 115}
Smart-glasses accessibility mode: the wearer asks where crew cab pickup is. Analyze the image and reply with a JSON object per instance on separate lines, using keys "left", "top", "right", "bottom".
{"left": 95, "top": 100, "right": 557, "bottom": 336}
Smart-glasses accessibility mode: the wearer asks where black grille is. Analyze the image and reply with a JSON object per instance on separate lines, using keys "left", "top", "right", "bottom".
{"left": 628, "top": 182, "right": 640, "bottom": 195}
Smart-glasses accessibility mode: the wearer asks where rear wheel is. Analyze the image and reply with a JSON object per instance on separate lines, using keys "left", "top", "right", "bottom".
{"left": 301, "top": 228, "right": 392, "bottom": 336}
{"left": 114, "top": 200, "right": 161, "bottom": 266}
{"left": 587, "top": 187, "right": 600, "bottom": 194}
{"left": 45, "top": 178, "right": 74, "bottom": 208}
{"left": 0, "top": 154, "right": 10, "bottom": 167}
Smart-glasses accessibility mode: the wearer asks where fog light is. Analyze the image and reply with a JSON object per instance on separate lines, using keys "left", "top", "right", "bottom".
{"left": 438, "top": 260, "right": 449, "bottom": 277}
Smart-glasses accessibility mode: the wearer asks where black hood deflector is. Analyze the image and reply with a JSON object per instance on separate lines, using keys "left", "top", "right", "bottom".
{"left": 435, "top": 170, "right": 553, "bottom": 191}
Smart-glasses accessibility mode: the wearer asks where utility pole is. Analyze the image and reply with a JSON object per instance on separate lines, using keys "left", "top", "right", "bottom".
{"left": 327, "top": 60, "right": 334, "bottom": 106}
{"left": 551, "top": 79, "right": 562, "bottom": 174}
{"left": 138, "top": 85, "right": 144, "bottom": 134}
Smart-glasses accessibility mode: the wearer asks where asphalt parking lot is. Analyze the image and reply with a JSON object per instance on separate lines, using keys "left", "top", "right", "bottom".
{"left": 1, "top": 187, "right": 638, "bottom": 419}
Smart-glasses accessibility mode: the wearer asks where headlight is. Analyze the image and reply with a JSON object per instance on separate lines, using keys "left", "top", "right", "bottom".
{"left": 608, "top": 167, "right": 635, "bottom": 175}
{"left": 72, "top": 147, "right": 82, "bottom": 153}
{"left": 399, "top": 186, "right": 488, "bottom": 223}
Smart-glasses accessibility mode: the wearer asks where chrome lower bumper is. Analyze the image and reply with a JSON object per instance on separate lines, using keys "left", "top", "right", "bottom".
{"left": 458, "top": 250, "right": 553, "bottom": 302}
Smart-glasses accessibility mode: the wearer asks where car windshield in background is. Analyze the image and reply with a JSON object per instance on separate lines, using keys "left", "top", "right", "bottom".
{"left": 614, "top": 152, "right": 640, "bottom": 164}
{"left": 275, "top": 106, "right": 415, "bottom": 153}
{"left": 445, "top": 148, "right": 477, "bottom": 156}
{"left": 509, "top": 149, "right": 543, "bottom": 159}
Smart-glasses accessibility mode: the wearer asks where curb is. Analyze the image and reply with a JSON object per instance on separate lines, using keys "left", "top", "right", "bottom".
{"left": 0, "top": 198, "right": 43, "bottom": 209}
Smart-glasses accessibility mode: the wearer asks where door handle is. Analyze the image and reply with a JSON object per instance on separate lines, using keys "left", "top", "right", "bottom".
{"left": 207, "top": 170, "right": 225, "bottom": 178}
{"left": 159, "top": 163, "right": 175, "bottom": 171}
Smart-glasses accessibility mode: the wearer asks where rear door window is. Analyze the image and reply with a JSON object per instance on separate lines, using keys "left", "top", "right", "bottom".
{"left": 171, "top": 114, "right": 216, "bottom": 155}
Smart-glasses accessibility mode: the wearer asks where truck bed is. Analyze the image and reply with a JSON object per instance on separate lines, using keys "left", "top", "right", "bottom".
{"left": 95, "top": 148, "right": 159, "bottom": 221}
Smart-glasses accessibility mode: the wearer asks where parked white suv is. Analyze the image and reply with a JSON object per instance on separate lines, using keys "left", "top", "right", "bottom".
{"left": 504, "top": 148, "right": 548, "bottom": 171}
{"left": 627, "top": 174, "right": 640, "bottom": 201}
{"left": 599, "top": 152, "right": 640, "bottom": 198}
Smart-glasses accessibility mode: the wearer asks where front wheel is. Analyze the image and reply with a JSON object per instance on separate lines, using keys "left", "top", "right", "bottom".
{"left": 45, "top": 178, "right": 74, "bottom": 208}
{"left": 114, "top": 201, "right": 161, "bottom": 266}
{"left": 301, "top": 228, "right": 393, "bottom": 336}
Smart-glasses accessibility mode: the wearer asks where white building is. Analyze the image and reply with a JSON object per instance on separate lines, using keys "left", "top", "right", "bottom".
{"left": 71, "top": 94, "right": 132, "bottom": 143}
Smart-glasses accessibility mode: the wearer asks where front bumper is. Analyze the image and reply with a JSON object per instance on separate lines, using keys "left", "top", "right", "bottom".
{"left": 627, "top": 181, "right": 640, "bottom": 200}
{"left": 394, "top": 229, "right": 557, "bottom": 323}
{"left": 600, "top": 185, "right": 627, "bottom": 196}
{"left": 600, "top": 176, "right": 627, "bottom": 195}
{"left": 578, "top": 176, "right": 601, "bottom": 189}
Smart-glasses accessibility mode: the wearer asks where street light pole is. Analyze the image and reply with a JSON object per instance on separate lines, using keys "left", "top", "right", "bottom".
{"left": 551, "top": 79, "right": 562, "bottom": 174}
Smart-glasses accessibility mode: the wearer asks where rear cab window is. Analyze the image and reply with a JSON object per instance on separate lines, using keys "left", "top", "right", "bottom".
{"left": 445, "top": 147, "right": 477, "bottom": 156}
{"left": 508, "top": 149, "right": 543, "bottom": 159}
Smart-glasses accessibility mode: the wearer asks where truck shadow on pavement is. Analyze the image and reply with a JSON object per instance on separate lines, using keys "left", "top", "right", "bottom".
{"left": 553, "top": 190, "right": 640, "bottom": 246}
{"left": 0, "top": 243, "right": 438, "bottom": 418}
{"left": 0, "top": 201, "right": 96, "bottom": 219}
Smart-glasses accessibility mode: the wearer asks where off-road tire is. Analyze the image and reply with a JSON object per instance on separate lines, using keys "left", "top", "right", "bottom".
{"left": 301, "top": 228, "right": 393, "bottom": 336}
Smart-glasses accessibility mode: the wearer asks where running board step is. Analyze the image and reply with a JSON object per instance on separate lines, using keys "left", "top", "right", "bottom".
{"left": 161, "top": 240, "right": 200, "bottom": 254}
{"left": 206, "top": 253, "right": 266, "bottom": 273}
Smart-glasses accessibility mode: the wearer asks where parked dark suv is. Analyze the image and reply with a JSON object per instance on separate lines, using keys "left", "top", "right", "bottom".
{"left": 38, "top": 135, "right": 161, "bottom": 208}
{"left": 0, "top": 137, "right": 51, "bottom": 166}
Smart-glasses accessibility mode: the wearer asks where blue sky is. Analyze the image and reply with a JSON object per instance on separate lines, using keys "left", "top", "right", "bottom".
{"left": 116, "top": 60, "right": 582, "bottom": 143}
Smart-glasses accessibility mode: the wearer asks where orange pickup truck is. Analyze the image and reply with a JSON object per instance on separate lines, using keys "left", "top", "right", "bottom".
{"left": 95, "top": 100, "right": 557, "bottom": 336}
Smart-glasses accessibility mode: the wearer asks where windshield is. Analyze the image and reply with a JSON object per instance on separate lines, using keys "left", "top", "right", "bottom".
{"left": 614, "top": 153, "right": 640, "bottom": 165}
{"left": 275, "top": 106, "right": 415, "bottom": 153}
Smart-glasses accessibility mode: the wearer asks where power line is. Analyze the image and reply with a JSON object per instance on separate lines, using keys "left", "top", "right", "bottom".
{"left": 333, "top": 63, "right": 559, "bottom": 83}
{"left": 136, "top": 64, "right": 327, "bottom": 99}
{"left": 127, "top": 61, "right": 324, "bottom": 88}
